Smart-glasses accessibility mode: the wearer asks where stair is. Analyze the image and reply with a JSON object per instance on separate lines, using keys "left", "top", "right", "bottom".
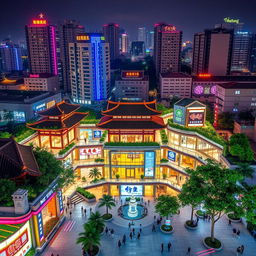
{"left": 70, "top": 192, "right": 84, "bottom": 205}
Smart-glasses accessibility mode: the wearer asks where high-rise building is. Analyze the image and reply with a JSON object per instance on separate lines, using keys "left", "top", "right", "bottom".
{"left": 146, "top": 31, "right": 154, "bottom": 50}
{"left": 154, "top": 23, "right": 182, "bottom": 74}
{"left": 138, "top": 27, "right": 147, "bottom": 43}
{"left": 249, "top": 34, "right": 256, "bottom": 73}
{"left": 131, "top": 41, "right": 145, "bottom": 59}
{"left": 25, "top": 14, "right": 58, "bottom": 75}
{"left": 58, "top": 20, "right": 84, "bottom": 92}
{"left": 69, "top": 33, "right": 110, "bottom": 104}
{"left": 0, "top": 43, "right": 23, "bottom": 72}
{"left": 121, "top": 33, "right": 128, "bottom": 54}
{"left": 192, "top": 27, "right": 233, "bottom": 76}
{"left": 103, "top": 23, "right": 120, "bottom": 62}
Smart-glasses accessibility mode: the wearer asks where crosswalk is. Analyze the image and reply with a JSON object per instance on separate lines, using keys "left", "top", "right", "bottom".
{"left": 63, "top": 220, "right": 76, "bottom": 232}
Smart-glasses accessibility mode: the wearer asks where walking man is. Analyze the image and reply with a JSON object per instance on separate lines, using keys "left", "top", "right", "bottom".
{"left": 69, "top": 211, "right": 72, "bottom": 219}
{"left": 233, "top": 228, "right": 237, "bottom": 236}
{"left": 240, "top": 245, "right": 244, "bottom": 255}
{"left": 237, "top": 246, "right": 241, "bottom": 256}
{"left": 237, "top": 229, "right": 241, "bottom": 238}
{"left": 187, "top": 247, "right": 191, "bottom": 255}
{"left": 132, "top": 228, "right": 135, "bottom": 235}
{"left": 118, "top": 240, "right": 121, "bottom": 248}
{"left": 137, "top": 232, "right": 140, "bottom": 240}
{"left": 130, "top": 232, "right": 133, "bottom": 240}
{"left": 168, "top": 242, "right": 172, "bottom": 252}
{"left": 105, "top": 227, "right": 108, "bottom": 235}
{"left": 161, "top": 243, "right": 164, "bottom": 253}
{"left": 122, "top": 234, "right": 126, "bottom": 244}
{"left": 84, "top": 208, "right": 87, "bottom": 216}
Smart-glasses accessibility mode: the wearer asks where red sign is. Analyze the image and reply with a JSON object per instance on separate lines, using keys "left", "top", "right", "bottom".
{"left": 80, "top": 147, "right": 101, "bottom": 155}
{"left": 188, "top": 112, "right": 204, "bottom": 125}
{"left": 121, "top": 71, "right": 143, "bottom": 79}
{"left": 198, "top": 73, "right": 212, "bottom": 78}
{"left": 0, "top": 230, "right": 29, "bottom": 256}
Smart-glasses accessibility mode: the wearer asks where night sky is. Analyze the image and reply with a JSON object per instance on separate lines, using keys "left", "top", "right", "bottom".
{"left": 1, "top": 0, "right": 256, "bottom": 42}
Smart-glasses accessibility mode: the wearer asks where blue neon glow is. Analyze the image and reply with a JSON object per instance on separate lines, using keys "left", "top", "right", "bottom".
{"left": 13, "top": 48, "right": 21, "bottom": 71}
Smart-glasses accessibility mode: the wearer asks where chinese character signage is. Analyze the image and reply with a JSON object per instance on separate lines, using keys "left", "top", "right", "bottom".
{"left": 37, "top": 212, "right": 44, "bottom": 241}
{"left": 57, "top": 190, "right": 64, "bottom": 214}
{"left": 0, "top": 230, "right": 30, "bottom": 256}
{"left": 93, "top": 130, "right": 102, "bottom": 138}
{"left": 121, "top": 185, "right": 143, "bottom": 196}
{"left": 145, "top": 152, "right": 155, "bottom": 177}
{"left": 173, "top": 105, "right": 186, "bottom": 126}
{"left": 168, "top": 150, "right": 176, "bottom": 162}
{"left": 80, "top": 147, "right": 101, "bottom": 155}
{"left": 187, "top": 111, "right": 204, "bottom": 126}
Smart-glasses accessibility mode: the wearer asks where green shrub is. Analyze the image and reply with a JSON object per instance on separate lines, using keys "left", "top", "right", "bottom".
{"left": 99, "top": 131, "right": 107, "bottom": 143}
{"left": 94, "top": 158, "right": 104, "bottom": 162}
{"left": 160, "top": 129, "right": 168, "bottom": 144}
{"left": 160, "top": 158, "right": 169, "bottom": 163}
{"left": 76, "top": 187, "right": 95, "bottom": 199}
{"left": 59, "top": 142, "right": 75, "bottom": 156}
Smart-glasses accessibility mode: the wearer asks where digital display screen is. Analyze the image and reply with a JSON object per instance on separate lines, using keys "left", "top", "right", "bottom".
{"left": 120, "top": 185, "right": 143, "bottom": 196}
{"left": 145, "top": 152, "right": 155, "bottom": 177}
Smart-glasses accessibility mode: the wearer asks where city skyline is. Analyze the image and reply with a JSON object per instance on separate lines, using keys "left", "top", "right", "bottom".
{"left": 0, "top": 0, "right": 256, "bottom": 42}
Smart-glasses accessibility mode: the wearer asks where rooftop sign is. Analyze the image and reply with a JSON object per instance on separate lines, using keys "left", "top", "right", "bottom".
{"left": 224, "top": 17, "right": 240, "bottom": 24}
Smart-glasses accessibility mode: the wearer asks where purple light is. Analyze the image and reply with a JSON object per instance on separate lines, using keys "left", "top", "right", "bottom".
{"left": 50, "top": 26, "right": 58, "bottom": 75}
{"left": 211, "top": 85, "right": 216, "bottom": 95}
{"left": 194, "top": 85, "right": 204, "bottom": 95}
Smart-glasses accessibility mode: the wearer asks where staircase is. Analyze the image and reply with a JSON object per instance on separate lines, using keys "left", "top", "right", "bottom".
{"left": 70, "top": 192, "right": 84, "bottom": 205}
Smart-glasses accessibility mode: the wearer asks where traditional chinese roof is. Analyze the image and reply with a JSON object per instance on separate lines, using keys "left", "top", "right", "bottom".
{"left": 38, "top": 101, "right": 80, "bottom": 117}
{"left": 102, "top": 100, "right": 161, "bottom": 116}
{"left": 0, "top": 138, "right": 40, "bottom": 179}
{"left": 97, "top": 115, "right": 165, "bottom": 130}
{"left": 28, "top": 113, "right": 87, "bottom": 130}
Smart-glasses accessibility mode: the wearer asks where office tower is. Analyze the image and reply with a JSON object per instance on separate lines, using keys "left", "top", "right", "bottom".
{"left": 25, "top": 14, "right": 58, "bottom": 75}
{"left": 69, "top": 34, "right": 110, "bottom": 104}
{"left": 249, "top": 34, "right": 256, "bottom": 72}
{"left": 121, "top": 33, "right": 128, "bottom": 54}
{"left": 192, "top": 28, "right": 233, "bottom": 76}
{"left": 103, "top": 23, "right": 120, "bottom": 62}
{"left": 138, "top": 27, "right": 147, "bottom": 43}
{"left": 154, "top": 23, "right": 182, "bottom": 74}
{"left": 131, "top": 41, "right": 145, "bottom": 59}
{"left": 146, "top": 31, "right": 154, "bottom": 50}
{"left": 58, "top": 20, "right": 85, "bottom": 92}
{"left": 0, "top": 42, "right": 23, "bottom": 72}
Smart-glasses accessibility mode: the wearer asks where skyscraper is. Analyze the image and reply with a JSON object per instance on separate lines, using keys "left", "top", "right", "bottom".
{"left": 131, "top": 41, "right": 145, "bottom": 59}
{"left": 103, "top": 23, "right": 119, "bottom": 62}
{"left": 0, "top": 42, "right": 23, "bottom": 72}
{"left": 25, "top": 14, "right": 58, "bottom": 75}
{"left": 58, "top": 20, "right": 84, "bottom": 92}
{"left": 146, "top": 31, "right": 154, "bottom": 50}
{"left": 249, "top": 34, "right": 256, "bottom": 72}
{"left": 121, "top": 33, "right": 128, "bottom": 54}
{"left": 138, "top": 27, "right": 147, "bottom": 43}
{"left": 192, "top": 27, "right": 233, "bottom": 75}
{"left": 154, "top": 23, "right": 182, "bottom": 74}
{"left": 69, "top": 34, "right": 110, "bottom": 104}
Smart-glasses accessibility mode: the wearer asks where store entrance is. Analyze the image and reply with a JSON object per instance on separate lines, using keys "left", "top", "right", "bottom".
{"left": 126, "top": 168, "right": 135, "bottom": 178}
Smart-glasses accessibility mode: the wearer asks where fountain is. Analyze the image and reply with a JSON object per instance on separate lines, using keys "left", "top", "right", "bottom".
{"left": 127, "top": 195, "right": 138, "bottom": 218}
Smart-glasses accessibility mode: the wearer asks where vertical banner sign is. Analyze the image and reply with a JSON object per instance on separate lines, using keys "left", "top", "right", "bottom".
{"left": 168, "top": 150, "right": 176, "bottom": 162}
{"left": 145, "top": 152, "right": 155, "bottom": 177}
{"left": 58, "top": 190, "right": 64, "bottom": 214}
{"left": 37, "top": 212, "right": 44, "bottom": 241}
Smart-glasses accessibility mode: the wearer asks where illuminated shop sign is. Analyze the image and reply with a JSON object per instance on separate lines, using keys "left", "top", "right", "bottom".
{"left": 32, "top": 19, "right": 47, "bottom": 25}
{"left": 224, "top": 17, "right": 240, "bottom": 24}
{"left": 163, "top": 26, "right": 176, "bottom": 31}
{"left": 93, "top": 130, "right": 102, "bottom": 138}
{"left": 121, "top": 185, "right": 143, "bottom": 196}
{"left": 122, "top": 71, "right": 143, "bottom": 79}
{"left": 76, "top": 35, "right": 90, "bottom": 41}
{"left": 188, "top": 111, "right": 204, "bottom": 126}
{"left": 37, "top": 212, "right": 44, "bottom": 241}
{"left": 194, "top": 85, "right": 216, "bottom": 95}
{"left": 168, "top": 150, "right": 176, "bottom": 162}
{"left": 13, "top": 111, "right": 25, "bottom": 122}
{"left": 40, "top": 189, "right": 54, "bottom": 206}
{"left": 34, "top": 103, "right": 46, "bottom": 111}
{"left": 0, "top": 230, "right": 29, "bottom": 256}
{"left": 57, "top": 190, "right": 64, "bottom": 214}
{"left": 80, "top": 147, "right": 101, "bottom": 155}
{"left": 198, "top": 73, "right": 211, "bottom": 78}
{"left": 29, "top": 74, "right": 40, "bottom": 78}
{"left": 145, "top": 152, "right": 155, "bottom": 177}
{"left": 173, "top": 106, "right": 185, "bottom": 125}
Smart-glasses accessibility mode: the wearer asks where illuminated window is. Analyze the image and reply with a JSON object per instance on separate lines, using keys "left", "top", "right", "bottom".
{"left": 235, "top": 90, "right": 240, "bottom": 95}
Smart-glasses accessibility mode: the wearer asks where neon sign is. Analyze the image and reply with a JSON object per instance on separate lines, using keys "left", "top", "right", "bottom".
{"left": 29, "top": 74, "right": 39, "bottom": 78}
{"left": 32, "top": 19, "right": 47, "bottom": 25}
{"left": 163, "top": 26, "right": 176, "bottom": 32}
{"left": 198, "top": 73, "right": 211, "bottom": 78}
{"left": 125, "top": 72, "right": 140, "bottom": 77}
{"left": 224, "top": 17, "right": 240, "bottom": 24}
{"left": 76, "top": 35, "right": 90, "bottom": 41}
{"left": 80, "top": 147, "right": 101, "bottom": 155}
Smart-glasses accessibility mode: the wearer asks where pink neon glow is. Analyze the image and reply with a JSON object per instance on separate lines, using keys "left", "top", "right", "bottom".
{"left": 197, "top": 251, "right": 215, "bottom": 256}
{"left": 196, "top": 248, "right": 215, "bottom": 254}
{"left": 0, "top": 192, "right": 57, "bottom": 224}
{"left": 50, "top": 26, "right": 58, "bottom": 75}
{"left": 29, "top": 74, "right": 39, "bottom": 78}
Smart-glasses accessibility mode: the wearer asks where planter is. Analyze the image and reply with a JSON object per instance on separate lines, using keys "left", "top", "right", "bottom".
{"left": 203, "top": 237, "right": 223, "bottom": 252}
{"left": 102, "top": 213, "right": 113, "bottom": 222}
{"left": 160, "top": 224, "right": 174, "bottom": 234}
{"left": 184, "top": 220, "right": 198, "bottom": 230}
{"left": 83, "top": 245, "right": 100, "bottom": 256}
{"left": 227, "top": 213, "right": 241, "bottom": 223}
{"left": 195, "top": 210, "right": 206, "bottom": 219}
{"left": 76, "top": 192, "right": 96, "bottom": 203}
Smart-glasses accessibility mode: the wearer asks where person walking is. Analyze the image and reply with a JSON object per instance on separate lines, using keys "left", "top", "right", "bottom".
{"left": 240, "top": 245, "right": 244, "bottom": 255}
{"left": 84, "top": 208, "right": 87, "bottom": 216}
{"left": 122, "top": 234, "right": 126, "bottom": 244}
{"left": 152, "top": 224, "right": 156, "bottom": 232}
{"left": 130, "top": 232, "right": 133, "bottom": 240}
{"left": 140, "top": 227, "right": 142, "bottom": 233}
{"left": 90, "top": 207, "right": 92, "bottom": 213}
{"left": 161, "top": 243, "right": 164, "bottom": 253}
{"left": 228, "top": 219, "right": 231, "bottom": 225}
{"left": 237, "top": 229, "right": 240, "bottom": 238}
{"left": 105, "top": 227, "right": 108, "bottom": 235}
{"left": 236, "top": 246, "right": 241, "bottom": 256}
{"left": 154, "top": 215, "right": 156, "bottom": 221}
{"left": 118, "top": 240, "right": 121, "bottom": 248}
{"left": 233, "top": 228, "right": 237, "bottom": 236}
{"left": 137, "top": 232, "right": 140, "bottom": 240}
{"left": 69, "top": 211, "right": 72, "bottom": 219}
{"left": 111, "top": 229, "right": 114, "bottom": 238}
{"left": 148, "top": 199, "right": 150, "bottom": 205}
{"left": 81, "top": 206, "right": 83, "bottom": 213}
{"left": 132, "top": 228, "right": 135, "bottom": 235}
{"left": 168, "top": 242, "right": 172, "bottom": 252}
{"left": 187, "top": 247, "right": 191, "bottom": 255}
{"left": 128, "top": 222, "right": 131, "bottom": 229}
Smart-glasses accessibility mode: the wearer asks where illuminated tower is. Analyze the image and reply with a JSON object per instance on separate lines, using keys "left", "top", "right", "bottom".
{"left": 138, "top": 27, "right": 147, "bottom": 43}
{"left": 154, "top": 23, "right": 182, "bottom": 74}
{"left": 121, "top": 33, "right": 128, "bottom": 54}
{"left": 25, "top": 14, "right": 58, "bottom": 75}
{"left": 103, "top": 23, "right": 120, "bottom": 62}
{"left": 69, "top": 34, "right": 110, "bottom": 104}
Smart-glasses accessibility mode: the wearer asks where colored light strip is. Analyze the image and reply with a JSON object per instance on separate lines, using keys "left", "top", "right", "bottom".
{"left": 14, "top": 48, "right": 20, "bottom": 70}
{"left": 50, "top": 26, "right": 58, "bottom": 75}
{"left": 0, "top": 192, "right": 57, "bottom": 225}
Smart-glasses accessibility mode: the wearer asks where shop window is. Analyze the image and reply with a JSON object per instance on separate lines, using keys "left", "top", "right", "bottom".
{"left": 110, "top": 134, "right": 119, "bottom": 142}
{"left": 51, "top": 136, "right": 62, "bottom": 148}
{"left": 144, "top": 135, "right": 154, "bottom": 142}
{"left": 68, "top": 129, "right": 75, "bottom": 142}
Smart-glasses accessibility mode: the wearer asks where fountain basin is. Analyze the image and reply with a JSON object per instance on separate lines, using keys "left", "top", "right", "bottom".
{"left": 118, "top": 204, "right": 147, "bottom": 220}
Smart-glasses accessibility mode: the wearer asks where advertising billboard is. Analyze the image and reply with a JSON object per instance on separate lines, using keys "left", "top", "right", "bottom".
{"left": 144, "top": 152, "right": 155, "bottom": 177}
{"left": 80, "top": 147, "right": 101, "bottom": 155}
{"left": 57, "top": 190, "right": 64, "bottom": 214}
{"left": 173, "top": 105, "right": 186, "bottom": 126}
{"left": 187, "top": 111, "right": 205, "bottom": 126}
{"left": 93, "top": 130, "right": 102, "bottom": 138}
{"left": 167, "top": 150, "right": 176, "bottom": 162}
{"left": 120, "top": 185, "right": 143, "bottom": 196}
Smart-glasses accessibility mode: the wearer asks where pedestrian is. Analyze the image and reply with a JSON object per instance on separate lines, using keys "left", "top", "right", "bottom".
{"left": 69, "top": 211, "right": 72, "bottom": 219}
{"left": 90, "top": 207, "right": 92, "bottom": 212}
{"left": 196, "top": 216, "right": 199, "bottom": 223}
{"left": 154, "top": 215, "right": 156, "bottom": 221}
{"left": 187, "top": 247, "right": 191, "bottom": 255}
{"left": 105, "top": 227, "right": 108, "bottom": 235}
{"left": 132, "top": 228, "right": 135, "bottom": 235}
{"left": 240, "top": 245, "right": 244, "bottom": 255}
{"left": 121, "top": 199, "right": 123, "bottom": 205}
{"left": 233, "top": 228, "right": 237, "bottom": 236}
{"left": 128, "top": 222, "right": 131, "bottom": 229}
{"left": 237, "top": 246, "right": 241, "bottom": 256}
{"left": 161, "top": 243, "right": 164, "bottom": 253}
{"left": 130, "top": 232, "right": 133, "bottom": 240}
{"left": 228, "top": 219, "right": 231, "bottom": 225}
{"left": 237, "top": 230, "right": 240, "bottom": 238}
{"left": 81, "top": 206, "right": 83, "bottom": 212}
{"left": 118, "top": 240, "right": 121, "bottom": 248}
{"left": 140, "top": 227, "right": 142, "bottom": 233}
{"left": 152, "top": 224, "right": 156, "bottom": 232}
{"left": 137, "top": 232, "right": 140, "bottom": 240}
{"left": 84, "top": 208, "right": 87, "bottom": 216}
{"left": 122, "top": 234, "right": 126, "bottom": 244}
{"left": 168, "top": 242, "right": 172, "bottom": 251}
{"left": 111, "top": 229, "right": 114, "bottom": 238}
{"left": 148, "top": 199, "right": 150, "bottom": 205}
{"left": 65, "top": 207, "right": 68, "bottom": 214}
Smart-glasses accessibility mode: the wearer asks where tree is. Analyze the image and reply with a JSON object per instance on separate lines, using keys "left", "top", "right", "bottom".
{"left": 229, "top": 134, "right": 254, "bottom": 162}
{"left": 241, "top": 186, "right": 256, "bottom": 224}
{"left": 76, "top": 222, "right": 100, "bottom": 256}
{"left": 98, "top": 194, "right": 116, "bottom": 215}
{"left": 193, "top": 160, "right": 243, "bottom": 244}
{"left": 155, "top": 195, "right": 180, "bottom": 220}
{"left": 89, "top": 167, "right": 101, "bottom": 180}
{"left": 88, "top": 211, "right": 105, "bottom": 233}
{"left": 217, "top": 112, "right": 234, "bottom": 129}
{"left": 0, "top": 179, "right": 16, "bottom": 206}
{"left": 236, "top": 163, "right": 254, "bottom": 178}
{"left": 178, "top": 168, "right": 205, "bottom": 224}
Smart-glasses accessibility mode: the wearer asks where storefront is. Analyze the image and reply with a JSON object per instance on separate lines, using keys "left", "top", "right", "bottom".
{"left": 78, "top": 146, "right": 102, "bottom": 160}
{"left": 79, "top": 128, "right": 102, "bottom": 144}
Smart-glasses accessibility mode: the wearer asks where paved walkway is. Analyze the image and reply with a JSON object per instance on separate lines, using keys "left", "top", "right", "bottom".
{"left": 42, "top": 198, "right": 256, "bottom": 256}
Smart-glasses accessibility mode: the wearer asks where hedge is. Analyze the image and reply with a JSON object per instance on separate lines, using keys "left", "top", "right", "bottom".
{"left": 76, "top": 187, "right": 95, "bottom": 199}
{"left": 59, "top": 142, "right": 75, "bottom": 156}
